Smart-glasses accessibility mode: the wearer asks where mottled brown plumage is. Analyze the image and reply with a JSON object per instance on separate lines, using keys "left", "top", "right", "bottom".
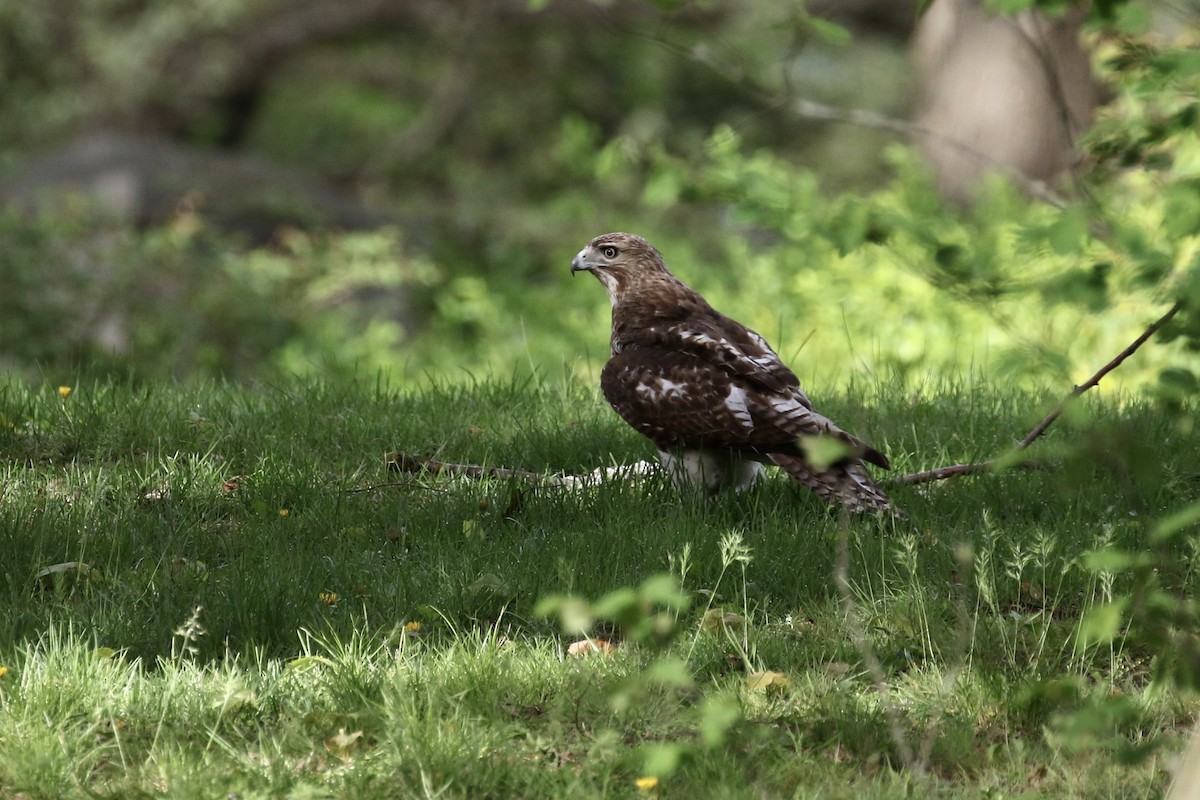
{"left": 571, "top": 231, "right": 893, "bottom": 512}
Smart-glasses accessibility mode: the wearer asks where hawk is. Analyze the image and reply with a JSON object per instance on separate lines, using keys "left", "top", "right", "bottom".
{"left": 571, "top": 231, "right": 893, "bottom": 513}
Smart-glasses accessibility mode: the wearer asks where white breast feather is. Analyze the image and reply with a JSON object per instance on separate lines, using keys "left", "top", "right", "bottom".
{"left": 724, "top": 384, "right": 753, "bottom": 431}
{"left": 680, "top": 330, "right": 723, "bottom": 348}
{"left": 635, "top": 376, "right": 688, "bottom": 402}
{"left": 657, "top": 448, "right": 763, "bottom": 493}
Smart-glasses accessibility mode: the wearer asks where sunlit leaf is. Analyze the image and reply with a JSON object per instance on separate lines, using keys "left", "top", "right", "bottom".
{"left": 635, "top": 775, "right": 660, "bottom": 792}
{"left": 699, "top": 608, "right": 745, "bottom": 632}
{"left": 1081, "top": 547, "right": 1151, "bottom": 573}
{"left": 462, "top": 519, "right": 484, "bottom": 540}
{"left": 535, "top": 594, "right": 594, "bottom": 634}
{"left": 638, "top": 573, "right": 689, "bottom": 611}
{"left": 1045, "top": 206, "right": 1089, "bottom": 254}
{"left": 593, "top": 587, "right": 639, "bottom": 621}
{"left": 802, "top": 16, "right": 851, "bottom": 46}
{"left": 746, "top": 670, "right": 791, "bottom": 692}
{"left": 285, "top": 655, "right": 332, "bottom": 673}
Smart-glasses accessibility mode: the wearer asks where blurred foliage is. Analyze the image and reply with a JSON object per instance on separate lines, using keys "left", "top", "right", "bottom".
{"left": 0, "top": 204, "right": 437, "bottom": 380}
{"left": 0, "top": 0, "right": 1196, "bottom": 400}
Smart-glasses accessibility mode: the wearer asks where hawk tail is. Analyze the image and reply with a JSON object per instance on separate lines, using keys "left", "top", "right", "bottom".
{"left": 769, "top": 453, "right": 894, "bottom": 515}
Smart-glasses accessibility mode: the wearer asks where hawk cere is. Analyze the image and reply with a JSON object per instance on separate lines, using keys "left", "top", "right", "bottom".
{"left": 571, "top": 232, "right": 893, "bottom": 513}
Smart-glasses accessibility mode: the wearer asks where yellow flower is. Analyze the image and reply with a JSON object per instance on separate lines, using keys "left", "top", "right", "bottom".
{"left": 0, "top": 665, "right": 8, "bottom": 679}
{"left": 57, "top": 386, "right": 72, "bottom": 399}
{"left": 404, "top": 621, "right": 422, "bottom": 634}
{"left": 278, "top": 508, "right": 290, "bottom": 518}
{"left": 635, "top": 777, "right": 659, "bottom": 792}
{"left": 319, "top": 592, "right": 339, "bottom": 605}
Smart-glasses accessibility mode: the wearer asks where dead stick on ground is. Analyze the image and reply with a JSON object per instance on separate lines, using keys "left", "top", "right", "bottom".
{"left": 891, "top": 301, "right": 1183, "bottom": 487}
{"left": 386, "top": 451, "right": 562, "bottom": 484}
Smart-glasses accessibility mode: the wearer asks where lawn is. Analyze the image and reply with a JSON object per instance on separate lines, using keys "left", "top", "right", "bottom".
{"left": 0, "top": 374, "right": 1194, "bottom": 798}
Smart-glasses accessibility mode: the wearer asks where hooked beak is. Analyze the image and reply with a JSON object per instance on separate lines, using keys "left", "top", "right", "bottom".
{"left": 570, "top": 250, "right": 592, "bottom": 276}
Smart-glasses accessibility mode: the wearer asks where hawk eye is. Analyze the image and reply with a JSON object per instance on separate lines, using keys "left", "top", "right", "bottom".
{"left": 601, "top": 246, "right": 618, "bottom": 259}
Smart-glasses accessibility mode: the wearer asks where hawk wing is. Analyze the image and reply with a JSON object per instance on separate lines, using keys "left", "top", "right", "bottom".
{"left": 600, "top": 346, "right": 888, "bottom": 468}
{"left": 622, "top": 310, "right": 802, "bottom": 396}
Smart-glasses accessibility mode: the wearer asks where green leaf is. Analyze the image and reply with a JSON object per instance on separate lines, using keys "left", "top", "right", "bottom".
{"left": 535, "top": 594, "right": 593, "bottom": 632}
{"left": 1077, "top": 598, "right": 1129, "bottom": 646}
{"left": 286, "top": 655, "right": 332, "bottom": 673}
{"left": 1046, "top": 207, "right": 1089, "bottom": 255}
{"left": 642, "top": 741, "right": 683, "bottom": 778}
{"left": 1081, "top": 547, "right": 1150, "bottom": 573}
{"left": 1156, "top": 367, "right": 1198, "bottom": 403}
{"left": 699, "top": 696, "right": 742, "bottom": 747}
{"left": 799, "top": 436, "right": 852, "bottom": 471}
{"left": 594, "top": 587, "right": 640, "bottom": 622}
{"left": 1152, "top": 500, "right": 1200, "bottom": 543}
{"left": 643, "top": 168, "right": 682, "bottom": 208}
{"left": 984, "top": 0, "right": 1038, "bottom": 12}
{"left": 462, "top": 519, "right": 485, "bottom": 540}
{"left": 644, "top": 657, "right": 695, "bottom": 689}
{"left": 465, "top": 573, "right": 512, "bottom": 599}
{"left": 803, "top": 16, "right": 852, "bottom": 46}
{"left": 638, "top": 573, "right": 689, "bottom": 611}
{"left": 1163, "top": 181, "right": 1200, "bottom": 239}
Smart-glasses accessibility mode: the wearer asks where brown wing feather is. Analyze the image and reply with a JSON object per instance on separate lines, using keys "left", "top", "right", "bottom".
{"left": 601, "top": 349, "right": 749, "bottom": 451}
{"left": 600, "top": 347, "right": 887, "bottom": 469}
{"left": 617, "top": 302, "right": 802, "bottom": 396}
{"left": 769, "top": 453, "right": 892, "bottom": 512}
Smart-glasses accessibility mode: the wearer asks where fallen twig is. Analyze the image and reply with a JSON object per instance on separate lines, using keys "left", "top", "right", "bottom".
{"left": 386, "top": 451, "right": 556, "bottom": 484}
{"left": 343, "top": 480, "right": 448, "bottom": 494}
{"left": 890, "top": 460, "right": 1002, "bottom": 486}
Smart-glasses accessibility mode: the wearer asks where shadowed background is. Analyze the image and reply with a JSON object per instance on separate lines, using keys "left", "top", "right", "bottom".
{"left": 0, "top": 0, "right": 1196, "bottom": 394}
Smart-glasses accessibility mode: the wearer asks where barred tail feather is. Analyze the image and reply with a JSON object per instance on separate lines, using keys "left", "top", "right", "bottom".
{"left": 769, "top": 453, "right": 894, "bottom": 514}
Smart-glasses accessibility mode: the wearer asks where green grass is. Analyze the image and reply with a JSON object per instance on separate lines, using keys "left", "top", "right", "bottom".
{"left": 0, "top": 375, "right": 1195, "bottom": 797}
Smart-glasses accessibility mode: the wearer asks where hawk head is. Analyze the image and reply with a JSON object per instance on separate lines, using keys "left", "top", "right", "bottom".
{"left": 570, "top": 232, "right": 673, "bottom": 304}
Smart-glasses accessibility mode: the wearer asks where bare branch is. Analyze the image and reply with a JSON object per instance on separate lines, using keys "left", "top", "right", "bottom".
{"left": 890, "top": 460, "right": 998, "bottom": 486}
{"left": 892, "top": 301, "right": 1184, "bottom": 487}
{"left": 1014, "top": 301, "right": 1183, "bottom": 450}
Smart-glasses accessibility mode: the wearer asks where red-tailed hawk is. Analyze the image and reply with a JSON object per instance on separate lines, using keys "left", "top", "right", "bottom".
{"left": 571, "top": 231, "right": 893, "bottom": 513}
